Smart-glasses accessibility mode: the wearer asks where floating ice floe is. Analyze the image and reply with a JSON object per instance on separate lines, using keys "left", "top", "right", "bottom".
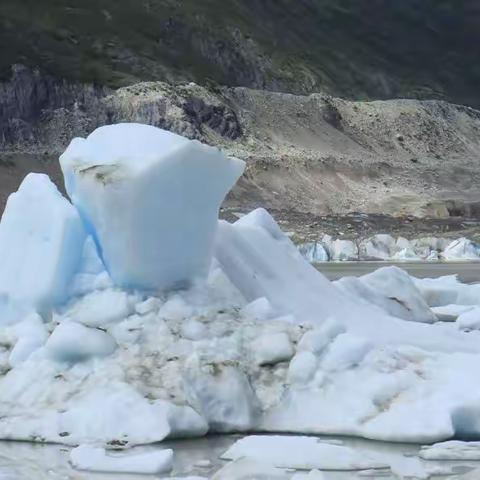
{"left": 221, "top": 435, "right": 388, "bottom": 470}
{"left": 212, "top": 457, "right": 287, "bottom": 480}
{"left": 69, "top": 444, "right": 173, "bottom": 474}
{"left": 4, "top": 123, "right": 480, "bottom": 453}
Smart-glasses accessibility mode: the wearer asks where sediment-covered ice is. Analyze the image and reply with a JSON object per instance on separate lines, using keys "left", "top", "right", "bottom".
{"left": 60, "top": 123, "right": 245, "bottom": 291}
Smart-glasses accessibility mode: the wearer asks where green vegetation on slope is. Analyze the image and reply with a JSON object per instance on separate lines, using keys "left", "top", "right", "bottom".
{"left": 1, "top": 0, "right": 479, "bottom": 106}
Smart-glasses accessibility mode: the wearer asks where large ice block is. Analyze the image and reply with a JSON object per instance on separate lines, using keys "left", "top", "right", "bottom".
{"left": 60, "top": 123, "right": 245, "bottom": 291}
{"left": 0, "top": 174, "right": 86, "bottom": 318}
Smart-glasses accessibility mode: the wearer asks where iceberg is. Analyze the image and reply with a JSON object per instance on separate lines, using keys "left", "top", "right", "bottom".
{"left": 5, "top": 124, "right": 480, "bottom": 461}
{"left": 0, "top": 174, "right": 86, "bottom": 321}
{"left": 60, "top": 123, "right": 245, "bottom": 291}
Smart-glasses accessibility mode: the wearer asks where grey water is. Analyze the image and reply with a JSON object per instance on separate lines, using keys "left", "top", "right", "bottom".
{"left": 318, "top": 261, "right": 480, "bottom": 283}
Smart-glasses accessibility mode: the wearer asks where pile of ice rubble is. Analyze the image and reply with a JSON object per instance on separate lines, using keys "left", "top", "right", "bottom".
{"left": 3, "top": 124, "right": 480, "bottom": 477}
{"left": 299, "top": 234, "right": 480, "bottom": 262}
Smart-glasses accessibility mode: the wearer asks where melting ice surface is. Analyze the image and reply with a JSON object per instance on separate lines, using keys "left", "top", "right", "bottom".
{"left": 60, "top": 123, "right": 245, "bottom": 291}
{"left": 2, "top": 123, "right": 480, "bottom": 477}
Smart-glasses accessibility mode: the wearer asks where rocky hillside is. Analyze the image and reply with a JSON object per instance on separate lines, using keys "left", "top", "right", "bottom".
{"left": 1, "top": 0, "right": 480, "bottom": 107}
{"left": 1, "top": 67, "right": 480, "bottom": 223}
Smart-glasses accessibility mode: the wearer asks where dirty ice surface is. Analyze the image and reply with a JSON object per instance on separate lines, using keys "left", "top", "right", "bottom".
{"left": 1, "top": 124, "right": 480, "bottom": 478}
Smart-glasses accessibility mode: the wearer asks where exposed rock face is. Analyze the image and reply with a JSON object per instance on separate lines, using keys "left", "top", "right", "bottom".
{"left": 0, "top": 68, "right": 243, "bottom": 153}
{"left": 0, "top": 65, "right": 108, "bottom": 151}
{"left": 2, "top": 66, "right": 480, "bottom": 219}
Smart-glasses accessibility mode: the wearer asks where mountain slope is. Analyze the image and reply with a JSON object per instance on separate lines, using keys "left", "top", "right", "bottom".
{"left": 2, "top": 77, "right": 480, "bottom": 220}
{"left": 1, "top": 0, "right": 480, "bottom": 106}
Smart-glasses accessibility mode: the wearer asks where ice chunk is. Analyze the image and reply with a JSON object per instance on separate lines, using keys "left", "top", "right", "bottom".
{"left": 214, "top": 209, "right": 352, "bottom": 324}
{"left": 180, "top": 319, "right": 207, "bottom": 340}
{"left": 330, "top": 239, "right": 358, "bottom": 261}
{"left": 287, "top": 351, "right": 318, "bottom": 385}
{"left": 60, "top": 123, "right": 245, "bottom": 291}
{"left": 0, "top": 174, "right": 86, "bottom": 319}
{"left": 392, "top": 247, "right": 420, "bottom": 261}
{"left": 298, "top": 242, "right": 329, "bottom": 262}
{"left": 241, "top": 297, "right": 275, "bottom": 321}
{"left": 216, "top": 210, "right": 480, "bottom": 353}
{"left": 457, "top": 307, "right": 480, "bottom": 331}
{"left": 70, "top": 445, "right": 173, "bottom": 474}
{"left": 419, "top": 440, "right": 480, "bottom": 460}
{"left": 414, "top": 275, "right": 480, "bottom": 308}
{"left": 412, "top": 275, "right": 462, "bottom": 307}
{"left": 359, "top": 234, "right": 395, "bottom": 260}
{"left": 7, "top": 312, "right": 48, "bottom": 367}
{"left": 46, "top": 321, "right": 116, "bottom": 362}
{"left": 184, "top": 358, "right": 261, "bottom": 432}
{"left": 61, "top": 289, "right": 132, "bottom": 327}
{"left": 352, "top": 267, "right": 436, "bottom": 323}
{"left": 442, "top": 238, "right": 480, "bottom": 260}
{"left": 221, "top": 435, "right": 387, "bottom": 470}
{"left": 212, "top": 457, "right": 287, "bottom": 480}
{"left": 251, "top": 332, "right": 294, "bottom": 366}
{"left": 135, "top": 296, "right": 162, "bottom": 316}
{"left": 432, "top": 304, "right": 474, "bottom": 322}
{"left": 59, "top": 385, "right": 174, "bottom": 445}
{"left": 320, "top": 333, "right": 371, "bottom": 372}
{"left": 297, "top": 319, "right": 345, "bottom": 354}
